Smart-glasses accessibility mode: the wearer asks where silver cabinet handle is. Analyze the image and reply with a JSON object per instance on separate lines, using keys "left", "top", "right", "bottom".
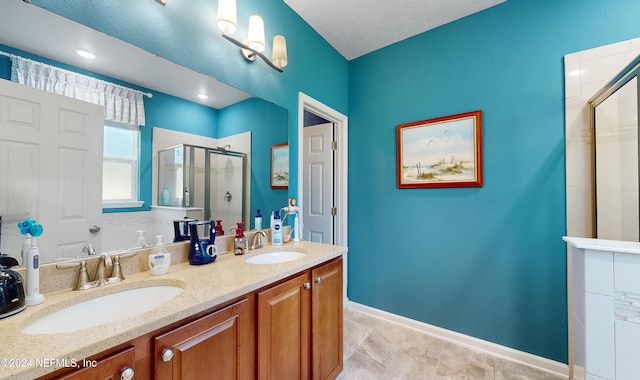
{"left": 120, "top": 367, "right": 135, "bottom": 380}
{"left": 89, "top": 225, "right": 101, "bottom": 233}
{"left": 303, "top": 282, "right": 311, "bottom": 289}
{"left": 161, "top": 348, "right": 174, "bottom": 362}
{"left": 315, "top": 276, "right": 322, "bottom": 284}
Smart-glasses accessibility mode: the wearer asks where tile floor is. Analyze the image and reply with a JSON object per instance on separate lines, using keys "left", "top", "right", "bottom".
{"left": 338, "top": 308, "right": 567, "bottom": 380}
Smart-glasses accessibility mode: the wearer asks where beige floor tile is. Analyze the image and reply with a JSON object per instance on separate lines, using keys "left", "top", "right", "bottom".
{"left": 341, "top": 308, "right": 567, "bottom": 380}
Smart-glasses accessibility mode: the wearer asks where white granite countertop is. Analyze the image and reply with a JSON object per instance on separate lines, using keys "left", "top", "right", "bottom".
{"left": 563, "top": 236, "right": 640, "bottom": 255}
{"left": 0, "top": 241, "right": 347, "bottom": 379}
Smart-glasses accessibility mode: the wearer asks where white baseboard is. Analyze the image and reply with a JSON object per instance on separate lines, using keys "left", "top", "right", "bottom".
{"left": 346, "top": 300, "right": 570, "bottom": 379}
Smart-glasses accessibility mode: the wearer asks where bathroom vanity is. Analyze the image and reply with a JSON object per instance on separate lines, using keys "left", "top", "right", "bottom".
{"left": 0, "top": 241, "right": 346, "bottom": 380}
{"left": 564, "top": 237, "right": 640, "bottom": 380}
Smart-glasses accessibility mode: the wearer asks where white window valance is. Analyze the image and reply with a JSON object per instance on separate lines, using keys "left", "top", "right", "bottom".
{"left": 10, "top": 55, "right": 146, "bottom": 127}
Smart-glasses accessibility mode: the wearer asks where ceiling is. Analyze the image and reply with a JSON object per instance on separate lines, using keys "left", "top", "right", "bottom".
{"left": 0, "top": 1, "right": 252, "bottom": 109}
{"left": 0, "top": 1, "right": 507, "bottom": 108}
{"left": 284, "top": 0, "right": 506, "bottom": 60}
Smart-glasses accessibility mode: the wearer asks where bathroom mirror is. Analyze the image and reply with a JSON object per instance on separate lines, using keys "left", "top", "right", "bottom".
{"left": 0, "top": 3, "right": 289, "bottom": 263}
{"left": 591, "top": 56, "right": 640, "bottom": 241}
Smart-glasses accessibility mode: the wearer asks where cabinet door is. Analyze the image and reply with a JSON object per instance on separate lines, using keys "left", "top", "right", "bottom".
{"left": 154, "top": 298, "right": 251, "bottom": 380}
{"left": 55, "top": 346, "right": 135, "bottom": 380}
{"left": 311, "top": 258, "right": 343, "bottom": 380}
{"left": 615, "top": 319, "right": 640, "bottom": 379}
{"left": 257, "top": 271, "right": 311, "bottom": 380}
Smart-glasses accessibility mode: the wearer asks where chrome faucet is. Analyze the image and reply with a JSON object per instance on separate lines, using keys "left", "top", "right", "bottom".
{"left": 250, "top": 230, "right": 268, "bottom": 250}
{"left": 82, "top": 244, "right": 97, "bottom": 256}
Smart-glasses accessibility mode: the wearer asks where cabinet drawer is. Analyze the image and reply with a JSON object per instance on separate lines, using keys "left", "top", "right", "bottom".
{"left": 614, "top": 252, "right": 640, "bottom": 294}
{"left": 585, "top": 250, "right": 613, "bottom": 296}
{"left": 55, "top": 346, "right": 135, "bottom": 380}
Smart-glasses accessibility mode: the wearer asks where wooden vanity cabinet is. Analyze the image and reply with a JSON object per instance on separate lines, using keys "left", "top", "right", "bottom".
{"left": 40, "top": 256, "right": 342, "bottom": 380}
{"left": 257, "top": 257, "right": 343, "bottom": 380}
{"left": 153, "top": 297, "right": 254, "bottom": 380}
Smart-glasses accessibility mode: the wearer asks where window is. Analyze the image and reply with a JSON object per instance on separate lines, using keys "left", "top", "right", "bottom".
{"left": 102, "top": 123, "right": 143, "bottom": 208}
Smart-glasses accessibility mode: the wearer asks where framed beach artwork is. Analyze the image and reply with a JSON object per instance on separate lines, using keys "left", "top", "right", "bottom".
{"left": 270, "top": 143, "right": 289, "bottom": 189}
{"left": 397, "top": 110, "right": 483, "bottom": 188}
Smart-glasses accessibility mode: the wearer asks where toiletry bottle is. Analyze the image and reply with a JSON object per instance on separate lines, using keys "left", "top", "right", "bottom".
{"left": 270, "top": 211, "right": 275, "bottom": 230}
{"left": 149, "top": 235, "right": 171, "bottom": 275}
{"left": 215, "top": 220, "right": 224, "bottom": 236}
{"left": 161, "top": 187, "right": 170, "bottom": 205}
{"left": 234, "top": 222, "right": 246, "bottom": 255}
{"left": 255, "top": 209, "right": 262, "bottom": 230}
{"left": 136, "top": 229, "right": 147, "bottom": 247}
{"left": 272, "top": 211, "right": 283, "bottom": 246}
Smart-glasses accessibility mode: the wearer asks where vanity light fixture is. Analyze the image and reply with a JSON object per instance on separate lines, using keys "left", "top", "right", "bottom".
{"left": 216, "top": 0, "right": 287, "bottom": 73}
{"left": 155, "top": 0, "right": 167, "bottom": 6}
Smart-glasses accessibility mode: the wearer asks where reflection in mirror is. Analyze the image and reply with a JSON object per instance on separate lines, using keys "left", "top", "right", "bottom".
{"left": 592, "top": 59, "right": 640, "bottom": 241}
{"left": 0, "top": 3, "right": 289, "bottom": 264}
{"left": 158, "top": 144, "right": 246, "bottom": 224}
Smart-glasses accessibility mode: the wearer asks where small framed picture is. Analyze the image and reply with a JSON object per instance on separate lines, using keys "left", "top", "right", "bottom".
{"left": 397, "top": 110, "right": 483, "bottom": 188}
{"left": 270, "top": 143, "right": 289, "bottom": 189}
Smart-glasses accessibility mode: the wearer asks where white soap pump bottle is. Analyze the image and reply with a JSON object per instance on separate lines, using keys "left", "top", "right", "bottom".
{"left": 149, "top": 235, "right": 171, "bottom": 275}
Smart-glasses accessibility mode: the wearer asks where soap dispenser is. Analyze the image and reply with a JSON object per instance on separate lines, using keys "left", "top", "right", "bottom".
{"left": 234, "top": 222, "right": 246, "bottom": 255}
{"left": 214, "top": 220, "right": 224, "bottom": 236}
{"left": 149, "top": 235, "right": 171, "bottom": 275}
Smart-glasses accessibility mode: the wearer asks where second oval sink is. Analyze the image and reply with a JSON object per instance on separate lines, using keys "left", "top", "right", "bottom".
{"left": 245, "top": 250, "right": 305, "bottom": 264}
{"left": 21, "top": 285, "right": 184, "bottom": 335}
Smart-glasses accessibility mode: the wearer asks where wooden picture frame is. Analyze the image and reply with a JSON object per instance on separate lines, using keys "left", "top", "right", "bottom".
{"left": 270, "top": 143, "right": 289, "bottom": 189}
{"left": 397, "top": 110, "right": 483, "bottom": 188}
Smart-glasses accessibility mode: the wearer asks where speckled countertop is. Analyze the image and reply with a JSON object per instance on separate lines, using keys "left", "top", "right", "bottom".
{"left": 0, "top": 241, "right": 347, "bottom": 379}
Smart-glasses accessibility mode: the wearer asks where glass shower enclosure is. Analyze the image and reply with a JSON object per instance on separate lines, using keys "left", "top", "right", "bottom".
{"left": 158, "top": 144, "right": 246, "bottom": 224}
{"left": 590, "top": 55, "right": 640, "bottom": 241}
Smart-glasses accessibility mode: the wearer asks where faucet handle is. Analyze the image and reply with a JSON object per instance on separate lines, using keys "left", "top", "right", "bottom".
{"left": 110, "top": 256, "right": 125, "bottom": 282}
{"left": 76, "top": 261, "right": 95, "bottom": 290}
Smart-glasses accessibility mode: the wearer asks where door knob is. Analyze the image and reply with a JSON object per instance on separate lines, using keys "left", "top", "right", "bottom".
{"left": 89, "top": 225, "right": 101, "bottom": 233}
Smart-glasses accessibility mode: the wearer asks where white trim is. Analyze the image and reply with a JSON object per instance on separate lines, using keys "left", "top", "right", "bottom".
{"left": 296, "top": 92, "right": 349, "bottom": 248}
{"left": 102, "top": 200, "right": 145, "bottom": 209}
{"left": 297, "top": 92, "right": 349, "bottom": 304}
{"left": 346, "top": 300, "right": 570, "bottom": 379}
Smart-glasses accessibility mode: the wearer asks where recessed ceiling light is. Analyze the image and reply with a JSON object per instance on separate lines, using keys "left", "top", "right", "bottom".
{"left": 197, "top": 94, "right": 209, "bottom": 100}
{"left": 76, "top": 49, "right": 96, "bottom": 60}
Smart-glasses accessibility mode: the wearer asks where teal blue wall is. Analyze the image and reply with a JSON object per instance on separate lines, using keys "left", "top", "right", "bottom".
{"left": 218, "top": 98, "right": 289, "bottom": 228}
{"left": 348, "top": 0, "right": 640, "bottom": 363}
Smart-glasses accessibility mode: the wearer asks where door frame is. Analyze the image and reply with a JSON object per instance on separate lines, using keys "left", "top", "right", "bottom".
{"left": 296, "top": 92, "right": 348, "bottom": 248}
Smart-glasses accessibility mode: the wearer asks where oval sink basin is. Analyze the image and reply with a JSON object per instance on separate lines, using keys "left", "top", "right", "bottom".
{"left": 21, "top": 285, "right": 183, "bottom": 335}
{"left": 245, "top": 250, "right": 305, "bottom": 264}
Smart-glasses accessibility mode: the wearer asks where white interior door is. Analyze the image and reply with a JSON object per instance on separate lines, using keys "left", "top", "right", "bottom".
{"left": 303, "top": 123, "right": 334, "bottom": 243}
{"left": 0, "top": 79, "right": 104, "bottom": 261}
